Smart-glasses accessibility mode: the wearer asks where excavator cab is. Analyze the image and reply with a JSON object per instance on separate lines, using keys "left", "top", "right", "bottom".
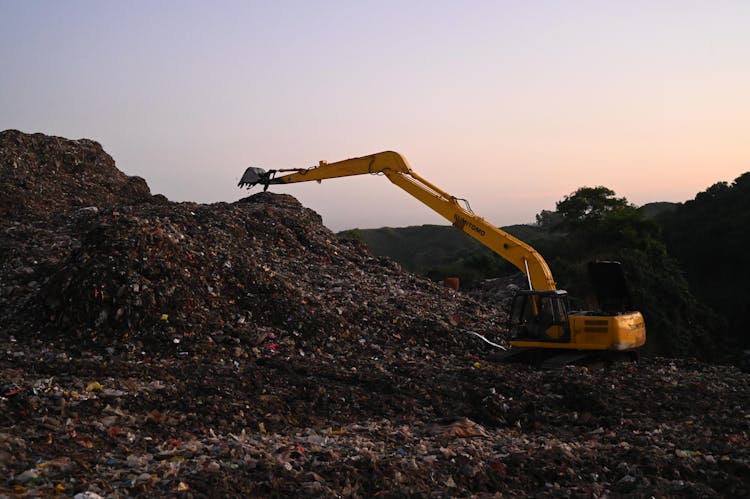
{"left": 509, "top": 290, "right": 571, "bottom": 342}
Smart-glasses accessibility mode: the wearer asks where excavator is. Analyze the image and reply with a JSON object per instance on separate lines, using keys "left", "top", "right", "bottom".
{"left": 238, "top": 151, "right": 646, "bottom": 362}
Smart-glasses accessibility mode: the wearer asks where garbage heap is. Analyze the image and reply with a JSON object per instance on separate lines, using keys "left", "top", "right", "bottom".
{"left": 1, "top": 130, "right": 748, "bottom": 498}
{"left": 0, "top": 130, "right": 504, "bottom": 358}
{"left": 0, "top": 129, "right": 151, "bottom": 220}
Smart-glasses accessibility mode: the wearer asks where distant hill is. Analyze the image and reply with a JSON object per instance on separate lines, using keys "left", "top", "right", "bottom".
{"left": 339, "top": 225, "right": 472, "bottom": 273}
{"left": 639, "top": 201, "right": 678, "bottom": 219}
{"left": 338, "top": 223, "right": 552, "bottom": 285}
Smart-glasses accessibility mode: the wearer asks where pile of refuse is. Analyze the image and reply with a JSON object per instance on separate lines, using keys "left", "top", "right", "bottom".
{"left": 0, "top": 130, "right": 151, "bottom": 220}
{"left": 0, "top": 130, "right": 502, "bottom": 357}
{"left": 1, "top": 131, "right": 748, "bottom": 497}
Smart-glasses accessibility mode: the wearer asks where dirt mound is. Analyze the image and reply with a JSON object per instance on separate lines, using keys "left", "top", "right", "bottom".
{"left": 0, "top": 129, "right": 151, "bottom": 219}
{"left": 1, "top": 132, "right": 748, "bottom": 497}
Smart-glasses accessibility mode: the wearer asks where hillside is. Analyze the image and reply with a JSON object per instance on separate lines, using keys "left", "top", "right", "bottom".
{"left": 1, "top": 131, "right": 748, "bottom": 497}
{"left": 340, "top": 224, "right": 550, "bottom": 284}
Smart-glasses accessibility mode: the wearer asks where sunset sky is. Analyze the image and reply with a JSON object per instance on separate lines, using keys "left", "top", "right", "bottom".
{"left": 1, "top": 1, "right": 748, "bottom": 231}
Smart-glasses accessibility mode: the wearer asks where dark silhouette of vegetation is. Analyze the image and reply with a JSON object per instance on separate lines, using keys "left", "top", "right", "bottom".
{"left": 638, "top": 201, "right": 678, "bottom": 219}
{"left": 538, "top": 186, "right": 726, "bottom": 360}
{"left": 659, "top": 173, "right": 750, "bottom": 354}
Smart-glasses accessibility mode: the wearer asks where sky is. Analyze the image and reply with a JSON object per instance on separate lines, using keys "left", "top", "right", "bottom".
{"left": 1, "top": 0, "right": 748, "bottom": 231}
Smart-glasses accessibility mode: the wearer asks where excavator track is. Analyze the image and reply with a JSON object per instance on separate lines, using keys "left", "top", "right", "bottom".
{"left": 488, "top": 348, "right": 639, "bottom": 370}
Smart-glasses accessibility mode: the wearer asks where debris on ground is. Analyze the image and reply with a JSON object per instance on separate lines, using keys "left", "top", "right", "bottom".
{"left": 1, "top": 130, "right": 748, "bottom": 497}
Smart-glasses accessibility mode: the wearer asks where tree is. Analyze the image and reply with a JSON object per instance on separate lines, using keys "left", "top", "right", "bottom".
{"left": 660, "top": 171, "right": 750, "bottom": 353}
{"left": 556, "top": 186, "right": 630, "bottom": 229}
{"left": 534, "top": 209, "right": 562, "bottom": 228}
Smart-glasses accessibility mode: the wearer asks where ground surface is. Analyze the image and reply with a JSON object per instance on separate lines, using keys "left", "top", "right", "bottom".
{"left": 1, "top": 131, "right": 749, "bottom": 497}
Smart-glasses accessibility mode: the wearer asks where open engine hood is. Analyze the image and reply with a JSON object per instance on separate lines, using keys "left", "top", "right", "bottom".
{"left": 588, "top": 261, "right": 633, "bottom": 313}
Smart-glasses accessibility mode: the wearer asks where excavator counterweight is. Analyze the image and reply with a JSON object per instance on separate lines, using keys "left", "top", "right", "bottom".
{"left": 238, "top": 151, "right": 646, "bottom": 355}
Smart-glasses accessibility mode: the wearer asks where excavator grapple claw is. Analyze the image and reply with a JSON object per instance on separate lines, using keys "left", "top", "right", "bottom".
{"left": 238, "top": 167, "right": 273, "bottom": 189}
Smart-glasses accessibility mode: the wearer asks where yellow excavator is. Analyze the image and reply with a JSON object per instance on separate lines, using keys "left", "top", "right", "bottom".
{"left": 238, "top": 151, "right": 645, "bottom": 360}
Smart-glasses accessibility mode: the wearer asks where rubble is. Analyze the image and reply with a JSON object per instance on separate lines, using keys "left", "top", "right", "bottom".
{"left": 1, "top": 131, "right": 749, "bottom": 496}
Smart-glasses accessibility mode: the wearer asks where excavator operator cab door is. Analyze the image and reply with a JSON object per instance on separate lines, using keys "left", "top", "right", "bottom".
{"left": 509, "top": 290, "right": 571, "bottom": 342}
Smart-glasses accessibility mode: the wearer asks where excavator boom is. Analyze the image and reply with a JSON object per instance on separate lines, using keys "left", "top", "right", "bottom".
{"left": 240, "top": 151, "right": 556, "bottom": 292}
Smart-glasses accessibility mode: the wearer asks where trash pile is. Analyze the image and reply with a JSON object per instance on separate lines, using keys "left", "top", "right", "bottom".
{"left": 0, "top": 130, "right": 151, "bottom": 220}
{"left": 1, "top": 131, "right": 749, "bottom": 497}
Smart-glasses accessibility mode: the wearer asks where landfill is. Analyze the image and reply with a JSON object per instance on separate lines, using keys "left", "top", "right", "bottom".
{"left": 1, "top": 130, "right": 749, "bottom": 497}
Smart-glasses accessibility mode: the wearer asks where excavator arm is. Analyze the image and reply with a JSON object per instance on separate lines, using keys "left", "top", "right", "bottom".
{"left": 239, "top": 151, "right": 556, "bottom": 291}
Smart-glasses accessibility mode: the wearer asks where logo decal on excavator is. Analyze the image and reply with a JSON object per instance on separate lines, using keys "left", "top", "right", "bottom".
{"left": 453, "top": 215, "right": 486, "bottom": 237}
